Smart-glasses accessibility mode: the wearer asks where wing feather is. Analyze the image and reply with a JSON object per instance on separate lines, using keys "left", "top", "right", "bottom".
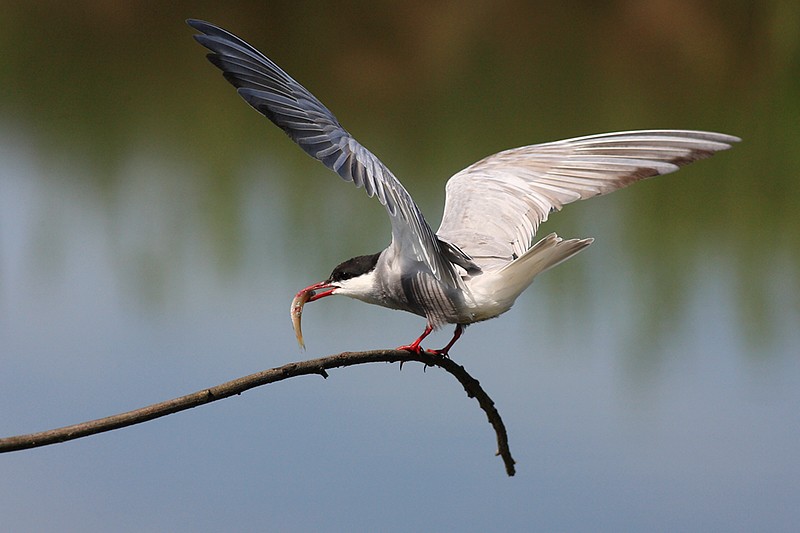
{"left": 188, "top": 19, "right": 463, "bottom": 286}
{"left": 437, "top": 130, "right": 739, "bottom": 269}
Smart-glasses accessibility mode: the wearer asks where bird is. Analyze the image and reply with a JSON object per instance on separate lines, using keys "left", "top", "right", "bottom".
{"left": 188, "top": 19, "right": 739, "bottom": 356}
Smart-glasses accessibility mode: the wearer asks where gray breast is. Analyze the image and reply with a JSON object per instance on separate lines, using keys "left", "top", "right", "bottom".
{"left": 399, "top": 270, "right": 463, "bottom": 326}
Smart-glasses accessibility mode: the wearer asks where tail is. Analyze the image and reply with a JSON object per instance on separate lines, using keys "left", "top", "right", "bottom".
{"left": 490, "top": 233, "right": 593, "bottom": 302}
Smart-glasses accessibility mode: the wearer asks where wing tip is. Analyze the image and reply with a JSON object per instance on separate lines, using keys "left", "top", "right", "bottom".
{"left": 186, "top": 18, "right": 215, "bottom": 34}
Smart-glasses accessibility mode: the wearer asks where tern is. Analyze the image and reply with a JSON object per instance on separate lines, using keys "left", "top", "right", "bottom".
{"left": 189, "top": 19, "right": 738, "bottom": 355}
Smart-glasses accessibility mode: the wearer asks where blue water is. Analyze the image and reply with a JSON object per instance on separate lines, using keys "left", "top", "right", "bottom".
{"left": 2, "top": 128, "right": 798, "bottom": 532}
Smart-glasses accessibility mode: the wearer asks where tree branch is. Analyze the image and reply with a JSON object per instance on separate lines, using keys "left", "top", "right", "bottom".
{"left": 0, "top": 349, "right": 516, "bottom": 476}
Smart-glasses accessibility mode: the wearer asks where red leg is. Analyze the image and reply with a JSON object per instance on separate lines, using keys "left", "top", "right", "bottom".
{"left": 397, "top": 323, "right": 433, "bottom": 354}
{"left": 427, "top": 324, "right": 464, "bottom": 357}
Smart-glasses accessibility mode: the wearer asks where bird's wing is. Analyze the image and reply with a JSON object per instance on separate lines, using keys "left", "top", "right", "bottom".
{"left": 437, "top": 130, "right": 739, "bottom": 270}
{"left": 188, "top": 20, "right": 466, "bottom": 286}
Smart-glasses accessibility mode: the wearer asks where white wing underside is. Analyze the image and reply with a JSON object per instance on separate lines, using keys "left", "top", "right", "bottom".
{"left": 437, "top": 130, "right": 739, "bottom": 271}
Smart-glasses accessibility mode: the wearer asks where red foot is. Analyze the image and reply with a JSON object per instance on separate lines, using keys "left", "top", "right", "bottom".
{"left": 396, "top": 343, "right": 424, "bottom": 354}
{"left": 397, "top": 323, "right": 433, "bottom": 355}
{"left": 397, "top": 324, "right": 465, "bottom": 357}
{"left": 424, "top": 324, "right": 464, "bottom": 357}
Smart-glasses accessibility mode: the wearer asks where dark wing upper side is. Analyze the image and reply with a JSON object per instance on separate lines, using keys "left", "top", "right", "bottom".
{"left": 188, "top": 19, "right": 467, "bottom": 286}
{"left": 437, "top": 130, "right": 739, "bottom": 271}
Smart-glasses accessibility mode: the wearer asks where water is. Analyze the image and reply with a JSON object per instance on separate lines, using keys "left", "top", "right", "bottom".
{"left": 1, "top": 4, "right": 798, "bottom": 532}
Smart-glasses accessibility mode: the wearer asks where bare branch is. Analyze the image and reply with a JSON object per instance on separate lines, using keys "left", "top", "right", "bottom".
{"left": 0, "top": 350, "right": 516, "bottom": 476}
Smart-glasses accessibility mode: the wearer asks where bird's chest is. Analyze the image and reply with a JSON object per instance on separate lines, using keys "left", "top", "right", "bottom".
{"left": 392, "top": 272, "right": 465, "bottom": 323}
{"left": 374, "top": 255, "right": 466, "bottom": 324}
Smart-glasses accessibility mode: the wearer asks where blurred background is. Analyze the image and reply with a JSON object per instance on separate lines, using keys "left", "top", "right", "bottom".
{"left": 1, "top": 1, "right": 798, "bottom": 531}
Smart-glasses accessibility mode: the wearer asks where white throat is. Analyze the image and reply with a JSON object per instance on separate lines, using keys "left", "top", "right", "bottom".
{"left": 333, "top": 270, "right": 384, "bottom": 305}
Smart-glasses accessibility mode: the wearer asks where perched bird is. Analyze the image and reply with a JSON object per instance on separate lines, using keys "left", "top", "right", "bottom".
{"left": 189, "top": 19, "right": 738, "bottom": 355}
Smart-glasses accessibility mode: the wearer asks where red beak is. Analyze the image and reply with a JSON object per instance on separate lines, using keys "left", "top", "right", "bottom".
{"left": 300, "top": 281, "right": 336, "bottom": 302}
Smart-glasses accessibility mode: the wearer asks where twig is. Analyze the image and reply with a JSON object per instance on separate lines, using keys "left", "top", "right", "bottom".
{"left": 0, "top": 349, "right": 516, "bottom": 476}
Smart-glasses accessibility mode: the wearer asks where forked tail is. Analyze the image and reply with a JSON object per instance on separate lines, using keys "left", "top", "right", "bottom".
{"left": 491, "top": 233, "right": 593, "bottom": 302}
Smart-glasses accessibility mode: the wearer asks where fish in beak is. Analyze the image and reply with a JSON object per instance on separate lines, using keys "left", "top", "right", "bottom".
{"left": 290, "top": 281, "right": 336, "bottom": 349}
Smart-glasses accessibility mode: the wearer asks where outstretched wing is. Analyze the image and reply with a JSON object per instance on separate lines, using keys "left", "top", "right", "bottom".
{"left": 188, "top": 19, "right": 465, "bottom": 286}
{"left": 437, "top": 130, "right": 739, "bottom": 271}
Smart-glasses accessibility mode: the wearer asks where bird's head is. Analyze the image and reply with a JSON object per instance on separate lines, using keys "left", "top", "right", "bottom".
{"left": 290, "top": 252, "right": 381, "bottom": 349}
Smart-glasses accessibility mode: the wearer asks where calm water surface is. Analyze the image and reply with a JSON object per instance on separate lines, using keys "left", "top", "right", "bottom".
{"left": 1, "top": 4, "right": 798, "bottom": 532}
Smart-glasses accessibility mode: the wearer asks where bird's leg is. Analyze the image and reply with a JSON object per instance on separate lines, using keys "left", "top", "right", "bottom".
{"left": 427, "top": 324, "right": 464, "bottom": 357}
{"left": 396, "top": 323, "right": 433, "bottom": 354}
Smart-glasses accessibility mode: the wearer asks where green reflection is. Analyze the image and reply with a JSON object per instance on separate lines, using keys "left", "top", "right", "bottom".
{"left": 1, "top": 2, "right": 798, "bottom": 348}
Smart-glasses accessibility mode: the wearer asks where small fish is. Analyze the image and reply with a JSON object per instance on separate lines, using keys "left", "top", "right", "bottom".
{"left": 290, "top": 288, "right": 313, "bottom": 349}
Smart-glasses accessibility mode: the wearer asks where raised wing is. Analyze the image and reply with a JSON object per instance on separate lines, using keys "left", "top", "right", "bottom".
{"left": 437, "top": 130, "right": 739, "bottom": 270}
{"left": 188, "top": 19, "right": 465, "bottom": 286}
